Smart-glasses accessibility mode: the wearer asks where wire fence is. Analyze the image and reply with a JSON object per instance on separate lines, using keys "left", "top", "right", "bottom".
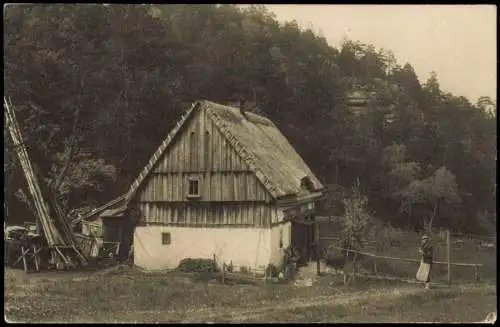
{"left": 317, "top": 222, "right": 496, "bottom": 284}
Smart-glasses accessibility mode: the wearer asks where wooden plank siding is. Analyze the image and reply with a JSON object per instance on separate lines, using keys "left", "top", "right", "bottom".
{"left": 152, "top": 106, "right": 249, "bottom": 173}
{"left": 139, "top": 172, "right": 271, "bottom": 202}
{"left": 138, "top": 202, "right": 283, "bottom": 228}
{"left": 137, "top": 106, "right": 276, "bottom": 228}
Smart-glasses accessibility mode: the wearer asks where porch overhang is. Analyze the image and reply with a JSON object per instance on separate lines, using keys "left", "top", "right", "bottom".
{"left": 283, "top": 208, "right": 316, "bottom": 225}
{"left": 277, "top": 191, "right": 323, "bottom": 207}
{"left": 101, "top": 206, "right": 127, "bottom": 219}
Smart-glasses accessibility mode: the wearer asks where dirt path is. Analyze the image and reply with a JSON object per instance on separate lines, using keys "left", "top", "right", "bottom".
{"left": 180, "top": 283, "right": 494, "bottom": 323}
{"left": 180, "top": 286, "right": 424, "bottom": 323}
{"left": 6, "top": 266, "right": 494, "bottom": 323}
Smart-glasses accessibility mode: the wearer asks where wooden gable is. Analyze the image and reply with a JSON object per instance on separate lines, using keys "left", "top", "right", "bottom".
{"left": 152, "top": 105, "right": 250, "bottom": 173}
{"left": 138, "top": 105, "right": 273, "bottom": 203}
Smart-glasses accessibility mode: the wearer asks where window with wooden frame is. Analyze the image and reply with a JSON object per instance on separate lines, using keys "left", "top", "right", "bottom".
{"left": 161, "top": 232, "right": 171, "bottom": 245}
{"left": 187, "top": 179, "right": 200, "bottom": 199}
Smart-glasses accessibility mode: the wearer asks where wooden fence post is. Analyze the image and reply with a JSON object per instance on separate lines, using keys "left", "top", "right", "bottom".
{"left": 474, "top": 265, "right": 481, "bottom": 281}
{"left": 352, "top": 251, "right": 358, "bottom": 283}
{"left": 21, "top": 246, "right": 28, "bottom": 273}
{"left": 343, "top": 249, "right": 348, "bottom": 285}
{"left": 446, "top": 229, "right": 451, "bottom": 285}
{"left": 315, "top": 219, "right": 320, "bottom": 275}
{"left": 32, "top": 244, "right": 40, "bottom": 272}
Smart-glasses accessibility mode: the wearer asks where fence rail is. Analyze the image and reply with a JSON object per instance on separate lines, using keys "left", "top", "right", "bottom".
{"left": 325, "top": 245, "right": 483, "bottom": 269}
{"left": 317, "top": 227, "right": 493, "bottom": 284}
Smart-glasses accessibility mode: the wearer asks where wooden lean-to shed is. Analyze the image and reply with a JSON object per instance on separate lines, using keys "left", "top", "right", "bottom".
{"left": 77, "top": 194, "right": 131, "bottom": 258}
{"left": 96, "top": 100, "right": 324, "bottom": 272}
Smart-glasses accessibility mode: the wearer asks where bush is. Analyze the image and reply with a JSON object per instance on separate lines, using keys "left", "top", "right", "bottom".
{"left": 324, "top": 251, "right": 347, "bottom": 270}
{"left": 224, "top": 262, "right": 234, "bottom": 272}
{"left": 177, "top": 258, "right": 219, "bottom": 273}
{"left": 265, "top": 264, "right": 279, "bottom": 278}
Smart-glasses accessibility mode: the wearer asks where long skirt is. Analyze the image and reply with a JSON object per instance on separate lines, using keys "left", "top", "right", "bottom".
{"left": 416, "top": 260, "right": 432, "bottom": 282}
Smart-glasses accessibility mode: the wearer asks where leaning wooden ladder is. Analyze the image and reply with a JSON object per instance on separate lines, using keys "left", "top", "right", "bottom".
{"left": 4, "top": 96, "right": 88, "bottom": 270}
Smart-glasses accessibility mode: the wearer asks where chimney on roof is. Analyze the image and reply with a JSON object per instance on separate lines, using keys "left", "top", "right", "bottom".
{"left": 239, "top": 99, "right": 247, "bottom": 118}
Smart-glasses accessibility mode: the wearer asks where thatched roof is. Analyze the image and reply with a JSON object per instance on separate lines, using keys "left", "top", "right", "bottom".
{"left": 126, "top": 100, "right": 323, "bottom": 201}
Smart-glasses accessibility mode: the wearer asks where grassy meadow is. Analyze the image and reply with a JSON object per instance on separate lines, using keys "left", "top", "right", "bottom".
{"left": 4, "top": 265, "right": 496, "bottom": 323}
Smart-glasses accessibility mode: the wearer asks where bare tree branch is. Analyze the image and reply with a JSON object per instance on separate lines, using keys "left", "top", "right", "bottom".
{"left": 15, "top": 188, "right": 37, "bottom": 217}
{"left": 50, "top": 71, "right": 88, "bottom": 194}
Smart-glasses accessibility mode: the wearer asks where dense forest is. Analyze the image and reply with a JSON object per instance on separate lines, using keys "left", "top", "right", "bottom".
{"left": 4, "top": 4, "right": 497, "bottom": 235}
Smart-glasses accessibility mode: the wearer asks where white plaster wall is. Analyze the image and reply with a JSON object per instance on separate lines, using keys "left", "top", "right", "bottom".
{"left": 134, "top": 226, "right": 272, "bottom": 271}
{"left": 269, "top": 221, "right": 291, "bottom": 268}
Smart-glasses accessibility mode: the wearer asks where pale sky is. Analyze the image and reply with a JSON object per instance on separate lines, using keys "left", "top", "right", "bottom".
{"left": 264, "top": 5, "right": 497, "bottom": 103}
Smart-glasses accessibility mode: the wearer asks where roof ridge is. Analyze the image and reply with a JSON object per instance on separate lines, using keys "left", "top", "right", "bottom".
{"left": 206, "top": 108, "right": 283, "bottom": 198}
{"left": 121, "top": 100, "right": 322, "bottom": 205}
{"left": 203, "top": 100, "right": 271, "bottom": 123}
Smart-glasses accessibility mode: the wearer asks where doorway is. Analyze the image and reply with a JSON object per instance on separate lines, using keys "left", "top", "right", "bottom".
{"left": 291, "top": 219, "right": 314, "bottom": 266}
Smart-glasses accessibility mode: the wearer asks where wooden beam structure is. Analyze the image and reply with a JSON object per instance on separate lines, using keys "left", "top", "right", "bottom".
{"left": 4, "top": 96, "right": 88, "bottom": 270}
{"left": 283, "top": 208, "right": 315, "bottom": 224}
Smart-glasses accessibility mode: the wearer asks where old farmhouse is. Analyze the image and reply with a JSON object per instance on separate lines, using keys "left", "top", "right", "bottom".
{"left": 82, "top": 100, "right": 324, "bottom": 272}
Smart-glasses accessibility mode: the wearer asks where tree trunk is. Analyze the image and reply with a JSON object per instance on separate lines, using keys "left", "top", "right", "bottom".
{"left": 428, "top": 198, "right": 440, "bottom": 234}
{"left": 407, "top": 202, "right": 412, "bottom": 230}
{"left": 50, "top": 72, "right": 87, "bottom": 205}
{"left": 15, "top": 188, "right": 37, "bottom": 217}
{"left": 48, "top": 73, "right": 88, "bottom": 211}
{"left": 51, "top": 134, "right": 78, "bottom": 193}
{"left": 442, "top": 145, "right": 448, "bottom": 166}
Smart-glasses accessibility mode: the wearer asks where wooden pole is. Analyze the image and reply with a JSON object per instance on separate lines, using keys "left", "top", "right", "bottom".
{"left": 446, "top": 229, "right": 451, "bottom": 285}
{"left": 21, "top": 246, "right": 28, "bottom": 273}
{"left": 32, "top": 244, "right": 39, "bottom": 272}
{"left": 353, "top": 252, "right": 358, "bottom": 282}
{"left": 315, "top": 219, "right": 320, "bottom": 275}
{"left": 474, "top": 265, "right": 481, "bottom": 281}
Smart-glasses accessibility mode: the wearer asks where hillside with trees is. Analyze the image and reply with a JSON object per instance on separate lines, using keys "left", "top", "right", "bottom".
{"left": 4, "top": 4, "right": 496, "bottom": 234}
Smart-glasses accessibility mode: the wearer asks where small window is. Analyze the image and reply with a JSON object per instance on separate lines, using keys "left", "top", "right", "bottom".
{"left": 300, "top": 176, "right": 315, "bottom": 192}
{"left": 187, "top": 179, "right": 200, "bottom": 197}
{"left": 162, "top": 232, "right": 171, "bottom": 245}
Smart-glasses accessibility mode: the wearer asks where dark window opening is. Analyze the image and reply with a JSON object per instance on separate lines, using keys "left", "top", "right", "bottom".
{"left": 300, "top": 176, "right": 315, "bottom": 192}
{"left": 190, "top": 131, "right": 196, "bottom": 170}
{"left": 204, "top": 131, "right": 210, "bottom": 170}
{"left": 188, "top": 179, "right": 200, "bottom": 197}
{"left": 162, "top": 232, "right": 171, "bottom": 245}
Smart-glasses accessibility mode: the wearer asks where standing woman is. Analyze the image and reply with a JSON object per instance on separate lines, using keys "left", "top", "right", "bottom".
{"left": 416, "top": 235, "right": 434, "bottom": 289}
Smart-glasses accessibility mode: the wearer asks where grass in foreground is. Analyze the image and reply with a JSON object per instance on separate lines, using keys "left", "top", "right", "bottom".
{"left": 240, "top": 285, "right": 497, "bottom": 323}
{"left": 4, "top": 266, "right": 496, "bottom": 323}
